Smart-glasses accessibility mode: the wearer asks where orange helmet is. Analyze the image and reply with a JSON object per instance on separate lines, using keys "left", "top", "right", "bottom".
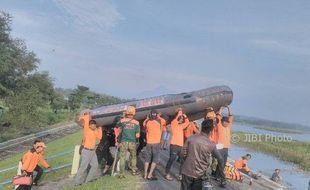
{"left": 126, "top": 106, "right": 136, "bottom": 116}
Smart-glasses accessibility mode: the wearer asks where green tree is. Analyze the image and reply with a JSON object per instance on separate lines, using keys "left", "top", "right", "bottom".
{"left": 26, "top": 72, "right": 55, "bottom": 102}
{"left": 68, "top": 85, "right": 89, "bottom": 111}
{"left": 5, "top": 87, "right": 47, "bottom": 130}
{"left": 0, "top": 11, "right": 40, "bottom": 97}
{"left": 50, "top": 91, "right": 66, "bottom": 113}
{"left": 0, "top": 12, "right": 56, "bottom": 132}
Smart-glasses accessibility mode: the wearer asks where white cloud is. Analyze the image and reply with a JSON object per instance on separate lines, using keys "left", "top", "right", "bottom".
{"left": 10, "top": 10, "right": 42, "bottom": 28}
{"left": 53, "top": 0, "right": 123, "bottom": 33}
{"left": 251, "top": 38, "right": 310, "bottom": 57}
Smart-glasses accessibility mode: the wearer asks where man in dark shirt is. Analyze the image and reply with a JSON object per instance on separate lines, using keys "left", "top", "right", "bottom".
{"left": 181, "top": 119, "right": 226, "bottom": 190}
{"left": 96, "top": 126, "right": 115, "bottom": 175}
{"left": 271, "top": 169, "right": 282, "bottom": 184}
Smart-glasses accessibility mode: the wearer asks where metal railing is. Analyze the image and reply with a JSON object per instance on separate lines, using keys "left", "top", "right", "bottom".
{"left": 0, "top": 148, "right": 75, "bottom": 188}
{"left": 0, "top": 149, "right": 74, "bottom": 173}
{"left": 0, "top": 123, "right": 77, "bottom": 151}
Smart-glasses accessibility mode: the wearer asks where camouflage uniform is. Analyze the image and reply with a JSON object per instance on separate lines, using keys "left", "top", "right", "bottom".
{"left": 117, "top": 118, "right": 140, "bottom": 175}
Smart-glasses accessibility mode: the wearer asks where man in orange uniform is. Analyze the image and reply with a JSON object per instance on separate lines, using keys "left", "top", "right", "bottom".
{"left": 74, "top": 119, "right": 102, "bottom": 185}
{"left": 215, "top": 106, "right": 233, "bottom": 179}
{"left": 235, "top": 154, "right": 258, "bottom": 179}
{"left": 165, "top": 108, "right": 189, "bottom": 181}
{"left": 143, "top": 110, "right": 166, "bottom": 180}
{"left": 183, "top": 121, "right": 199, "bottom": 142}
{"left": 78, "top": 111, "right": 92, "bottom": 153}
{"left": 18, "top": 140, "right": 50, "bottom": 190}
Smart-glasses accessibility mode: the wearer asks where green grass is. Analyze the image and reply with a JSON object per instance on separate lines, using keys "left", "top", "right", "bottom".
{"left": 233, "top": 131, "right": 310, "bottom": 172}
{"left": 0, "top": 130, "right": 141, "bottom": 190}
{"left": 44, "top": 111, "right": 76, "bottom": 126}
{"left": 0, "top": 130, "right": 82, "bottom": 190}
{"left": 0, "top": 111, "right": 76, "bottom": 142}
{"left": 63, "top": 174, "right": 140, "bottom": 190}
{"left": 253, "top": 126, "right": 302, "bottom": 134}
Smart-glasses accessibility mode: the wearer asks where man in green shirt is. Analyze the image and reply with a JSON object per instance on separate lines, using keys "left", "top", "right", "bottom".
{"left": 116, "top": 106, "right": 140, "bottom": 178}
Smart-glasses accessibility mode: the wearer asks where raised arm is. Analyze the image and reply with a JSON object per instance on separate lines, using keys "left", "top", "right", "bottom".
{"left": 216, "top": 107, "right": 224, "bottom": 117}
{"left": 226, "top": 106, "right": 233, "bottom": 124}
{"left": 77, "top": 113, "right": 91, "bottom": 128}
{"left": 216, "top": 108, "right": 223, "bottom": 121}
{"left": 96, "top": 127, "right": 102, "bottom": 140}
{"left": 182, "top": 114, "right": 190, "bottom": 129}
{"left": 226, "top": 106, "right": 232, "bottom": 116}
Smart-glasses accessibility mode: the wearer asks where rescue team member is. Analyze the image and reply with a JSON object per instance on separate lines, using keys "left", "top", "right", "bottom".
{"left": 183, "top": 121, "right": 199, "bottom": 142}
{"left": 17, "top": 140, "right": 50, "bottom": 190}
{"left": 181, "top": 119, "right": 226, "bottom": 190}
{"left": 143, "top": 110, "right": 166, "bottom": 180}
{"left": 224, "top": 163, "right": 243, "bottom": 182}
{"left": 165, "top": 108, "right": 189, "bottom": 181}
{"left": 117, "top": 106, "right": 141, "bottom": 178}
{"left": 96, "top": 125, "right": 115, "bottom": 175}
{"left": 215, "top": 106, "right": 233, "bottom": 178}
{"left": 271, "top": 169, "right": 282, "bottom": 184}
{"left": 74, "top": 120, "right": 102, "bottom": 186}
{"left": 234, "top": 154, "right": 258, "bottom": 179}
{"left": 77, "top": 111, "right": 92, "bottom": 154}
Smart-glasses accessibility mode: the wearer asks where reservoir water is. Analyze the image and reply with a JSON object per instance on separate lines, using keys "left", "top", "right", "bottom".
{"left": 231, "top": 123, "right": 310, "bottom": 190}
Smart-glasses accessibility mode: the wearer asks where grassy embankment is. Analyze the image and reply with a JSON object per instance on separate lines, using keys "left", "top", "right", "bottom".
{"left": 253, "top": 126, "right": 302, "bottom": 134}
{"left": 233, "top": 131, "right": 310, "bottom": 172}
{"left": 0, "top": 111, "right": 76, "bottom": 142}
{"left": 234, "top": 115, "right": 310, "bottom": 134}
{"left": 0, "top": 130, "right": 140, "bottom": 190}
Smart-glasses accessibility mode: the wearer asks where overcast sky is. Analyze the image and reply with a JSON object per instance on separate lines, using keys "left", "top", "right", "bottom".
{"left": 1, "top": 0, "right": 309, "bottom": 125}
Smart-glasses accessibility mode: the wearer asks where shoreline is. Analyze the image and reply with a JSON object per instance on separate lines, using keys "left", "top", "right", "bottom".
{"left": 232, "top": 131, "right": 310, "bottom": 172}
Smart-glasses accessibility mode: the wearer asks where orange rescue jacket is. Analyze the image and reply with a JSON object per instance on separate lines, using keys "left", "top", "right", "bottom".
{"left": 170, "top": 116, "right": 189, "bottom": 147}
{"left": 234, "top": 159, "right": 250, "bottom": 172}
{"left": 21, "top": 149, "right": 50, "bottom": 173}
{"left": 184, "top": 122, "right": 199, "bottom": 140}
{"left": 217, "top": 115, "right": 233, "bottom": 148}
{"left": 144, "top": 118, "right": 165, "bottom": 144}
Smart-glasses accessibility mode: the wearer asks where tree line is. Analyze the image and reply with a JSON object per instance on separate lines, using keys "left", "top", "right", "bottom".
{"left": 0, "top": 12, "right": 122, "bottom": 141}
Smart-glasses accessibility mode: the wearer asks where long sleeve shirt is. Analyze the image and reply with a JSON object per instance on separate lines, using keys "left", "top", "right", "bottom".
{"left": 21, "top": 149, "right": 50, "bottom": 173}
{"left": 170, "top": 116, "right": 190, "bottom": 147}
{"left": 181, "top": 133, "right": 225, "bottom": 179}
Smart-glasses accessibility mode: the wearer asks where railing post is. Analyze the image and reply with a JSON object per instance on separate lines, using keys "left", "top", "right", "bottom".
{"left": 70, "top": 145, "right": 81, "bottom": 176}
{"left": 14, "top": 161, "right": 22, "bottom": 189}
